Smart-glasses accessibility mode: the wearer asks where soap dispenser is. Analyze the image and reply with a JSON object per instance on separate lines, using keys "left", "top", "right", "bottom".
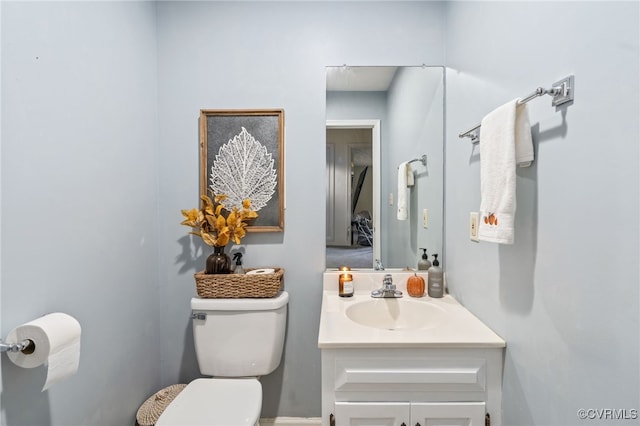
{"left": 232, "top": 252, "right": 245, "bottom": 274}
{"left": 427, "top": 254, "right": 444, "bottom": 298}
{"left": 418, "top": 248, "right": 431, "bottom": 271}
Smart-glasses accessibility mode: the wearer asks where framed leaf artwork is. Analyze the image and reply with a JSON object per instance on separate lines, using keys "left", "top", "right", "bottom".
{"left": 199, "top": 109, "right": 284, "bottom": 232}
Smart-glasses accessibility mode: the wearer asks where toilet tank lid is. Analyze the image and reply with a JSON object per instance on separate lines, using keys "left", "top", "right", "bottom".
{"left": 191, "top": 291, "right": 289, "bottom": 311}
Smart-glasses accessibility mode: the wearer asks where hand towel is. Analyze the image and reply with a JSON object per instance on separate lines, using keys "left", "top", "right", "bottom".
{"left": 478, "top": 99, "right": 534, "bottom": 244}
{"left": 515, "top": 103, "right": 534, "bottom": 167}
{"left": 397, "top": 161, "right": 409, "bottom": 220}
{"left": 406, "top": 163, "right": 415, "bottom": 187}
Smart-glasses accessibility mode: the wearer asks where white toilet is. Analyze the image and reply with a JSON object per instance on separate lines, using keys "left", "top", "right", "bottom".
{"left": 156, "top": 291, "right": 289, "bottom": 426}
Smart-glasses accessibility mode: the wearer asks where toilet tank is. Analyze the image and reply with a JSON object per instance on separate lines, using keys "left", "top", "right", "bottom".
{"left": 191, "top": 291, "right": 288, "bottom": 377}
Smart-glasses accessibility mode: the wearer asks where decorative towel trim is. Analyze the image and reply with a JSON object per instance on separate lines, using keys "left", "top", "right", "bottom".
{"left": 478, "top": 211, "right": 514, "bottom": 244}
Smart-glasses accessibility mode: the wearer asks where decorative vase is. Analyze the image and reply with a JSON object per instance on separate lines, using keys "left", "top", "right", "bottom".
{"left": 205, "top": 246, "right": 231, "bottom": 274}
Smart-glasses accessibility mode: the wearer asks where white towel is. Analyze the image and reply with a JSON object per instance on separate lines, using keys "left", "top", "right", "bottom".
{"left": 515, "top": 103, "right": 534, "bottom": 167}
{"left": 406, "top": 163, "right": 415, "bottom": 187}
{"left": 478, "top": 99, "right": 534, "bottom": 244}
{"left": 397, "top": 161, "right": 409, "bottom": 220}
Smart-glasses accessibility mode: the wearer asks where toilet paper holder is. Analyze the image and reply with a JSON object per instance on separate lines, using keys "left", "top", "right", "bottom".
{"left": 0, "top": 338, "right": 34, "bottom": 354}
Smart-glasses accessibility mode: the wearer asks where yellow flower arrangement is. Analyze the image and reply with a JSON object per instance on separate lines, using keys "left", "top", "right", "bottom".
{"left": 181, "top": 193, "right": 258, "bottom": 247}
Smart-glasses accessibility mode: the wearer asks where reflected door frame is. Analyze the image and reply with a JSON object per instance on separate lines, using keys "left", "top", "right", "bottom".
{"left": 326, "top": 119, "right": 380, "bottom": 267}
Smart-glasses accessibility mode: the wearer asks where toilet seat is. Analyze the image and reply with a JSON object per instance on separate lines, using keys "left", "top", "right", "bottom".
{"left": 155, "top": 378, "right": 261, "bottom": 426}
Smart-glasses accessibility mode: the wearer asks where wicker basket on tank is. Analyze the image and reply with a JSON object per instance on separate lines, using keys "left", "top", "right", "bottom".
{"left": 194, "top": 268, "right": 284, "bottom": 298}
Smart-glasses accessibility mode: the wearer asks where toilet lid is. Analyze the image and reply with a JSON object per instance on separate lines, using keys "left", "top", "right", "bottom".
{"left": 155, "top": 378, "right": 261, "bottom": 426}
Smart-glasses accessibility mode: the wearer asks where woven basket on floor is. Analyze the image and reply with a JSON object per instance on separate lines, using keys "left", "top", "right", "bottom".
{"left": 194, "top": 268, "right": 284, "bottom": 298}
{"left": 136, "top": 383, "right": 187, "bottom": 426}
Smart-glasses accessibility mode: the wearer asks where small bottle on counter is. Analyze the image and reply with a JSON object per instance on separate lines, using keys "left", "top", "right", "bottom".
{"left": 338, "top": 266, "right": 354, "bottom": 297}
{"left": 417, "top": 248, "right": 431, "bottom": 270}
{"left": 232, "top": 252, "right": 245, "bottom": 274}
{"left": 427, "top": 254, "right": 444, "bottom": 298}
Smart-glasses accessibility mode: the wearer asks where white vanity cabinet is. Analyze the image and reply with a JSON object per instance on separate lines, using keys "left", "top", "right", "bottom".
{"left": 318, "top": 273, "right": 506, "bottom": 426}
{"left": 321, "top": 347, "right": 503, "bottom": 426}
{"left": 334, "top": 401, "right": 486, "bottom": 426}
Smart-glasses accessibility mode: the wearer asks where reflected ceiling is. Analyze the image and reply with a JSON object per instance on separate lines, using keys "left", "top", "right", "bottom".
{"left": 326, "top": 66, "right": 398, "bottom": 92}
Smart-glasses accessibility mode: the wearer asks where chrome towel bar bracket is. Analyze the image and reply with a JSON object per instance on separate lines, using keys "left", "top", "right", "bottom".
{"left": 459, "top": 75, "right": 574, "bottom": 144}
{"left": 549, "top": 75, "right": 574, "bottom": 107}
{"left": 399, "top": 154, "right": 427, "bottom": 168}
{"left": 409, "top": 154, "right": 427, "bottom": 167}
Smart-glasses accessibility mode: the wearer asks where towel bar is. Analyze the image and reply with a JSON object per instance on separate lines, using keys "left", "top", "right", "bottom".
{"left": 459, "top": 75, "right": 574, "bottom": 144}
{"left": 400, "top": 154, "right": 427, "bottom": 168}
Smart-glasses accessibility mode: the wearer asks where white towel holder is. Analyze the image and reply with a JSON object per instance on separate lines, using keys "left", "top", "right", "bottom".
{"left": 459, "top": 75, "right": 574, "bottom": 144}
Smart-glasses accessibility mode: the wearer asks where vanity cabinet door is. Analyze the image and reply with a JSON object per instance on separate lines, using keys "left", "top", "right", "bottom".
{"left": 334, "top": 401, "right": 409, "bottom": 426}
{"left": 411, "top": 402, "right": 486, "bottom": 426}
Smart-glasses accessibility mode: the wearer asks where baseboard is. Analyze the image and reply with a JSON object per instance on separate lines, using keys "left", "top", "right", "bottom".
{"left": 260, "top": 417, "right": 322, "bottom": 426}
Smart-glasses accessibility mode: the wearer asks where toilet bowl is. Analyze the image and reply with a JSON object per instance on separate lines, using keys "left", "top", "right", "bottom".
{"left": 155, "top": 291, "right": 289, "bottom": 426}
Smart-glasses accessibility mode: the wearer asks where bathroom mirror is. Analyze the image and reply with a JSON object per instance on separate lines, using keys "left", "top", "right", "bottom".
{"left": 325, "top": 66, "right": 444, "bottom": 269}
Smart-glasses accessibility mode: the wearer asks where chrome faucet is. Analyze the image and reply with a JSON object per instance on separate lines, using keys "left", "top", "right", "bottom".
{"left": 374, "top": 258, "right": 385, "bottom": 271}
{"left": 371, "top": 274, "right": 403, "bottom": 298}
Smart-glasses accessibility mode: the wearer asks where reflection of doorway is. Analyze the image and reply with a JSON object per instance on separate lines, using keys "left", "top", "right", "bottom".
{"left": 326, "top": 120, "right": 380, "bottom": 268}
{"left": 326, "top": 131, "right": 371, "bottom": 247}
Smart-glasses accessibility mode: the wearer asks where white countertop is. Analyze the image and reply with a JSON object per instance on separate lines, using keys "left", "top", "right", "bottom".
{"left": 318, "top": 270, "right": 505, "bottom": 349}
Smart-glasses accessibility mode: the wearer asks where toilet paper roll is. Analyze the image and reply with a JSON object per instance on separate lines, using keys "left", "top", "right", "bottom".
{"left": 247, "top": 268, "right": 275, "bottom": 275}
{"left": 7, "top": 312, "right": 81, "bottom": 391}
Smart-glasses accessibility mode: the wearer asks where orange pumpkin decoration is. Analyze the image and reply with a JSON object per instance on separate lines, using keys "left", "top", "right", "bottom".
{"left": 407, "top": 273, "right": 425, "bottom": 297}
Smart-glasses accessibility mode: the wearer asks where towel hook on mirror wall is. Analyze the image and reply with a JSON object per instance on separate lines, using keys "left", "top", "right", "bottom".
{"left": 408, "top": 154, "right": 427, "bottom": 167}
{"left": 459, "top": 75, "right": 575, "bottom": 145}
{"left": 398, "top": 154, "right": 427, "bottom": 169}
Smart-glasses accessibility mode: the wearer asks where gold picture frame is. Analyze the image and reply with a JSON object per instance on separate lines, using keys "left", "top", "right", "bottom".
{"left": 199, "top": 109, "right": 284, "bottom": 232}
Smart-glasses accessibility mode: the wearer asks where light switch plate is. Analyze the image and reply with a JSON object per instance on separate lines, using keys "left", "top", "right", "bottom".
{"left": 388, "top": 193, "right": 394, "bottom": 206}
{"left": 422, "top": 209, "right": 428, "bottom": 228}
{"left": 470, "top": 212, "right": 479, "bottom": 241}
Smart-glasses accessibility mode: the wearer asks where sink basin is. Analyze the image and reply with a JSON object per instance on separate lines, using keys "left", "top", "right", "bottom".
{"left": 320, "top": 271, "right": 506, "bottom": 348}
{"left": 345, "top": 298, "right": 447, "bottom": 330}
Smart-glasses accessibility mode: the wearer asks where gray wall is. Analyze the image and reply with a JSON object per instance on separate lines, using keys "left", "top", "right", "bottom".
{"left": 386, "top": 67, "right": 443, "bottom": 268}
{"left": 444, "top": 2, "right": 639, "bottom": 425}
{"left": 155, "top": 0, "right": 446, "bottom": 419}
{"left": 1, "top": 2, "right": 161, "bottom": 425}
{"left": 1, "top": 1, "right": 447, "bottom": 422}
{"left": 2, "top": 1, "right": 637, "bottom": 425}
